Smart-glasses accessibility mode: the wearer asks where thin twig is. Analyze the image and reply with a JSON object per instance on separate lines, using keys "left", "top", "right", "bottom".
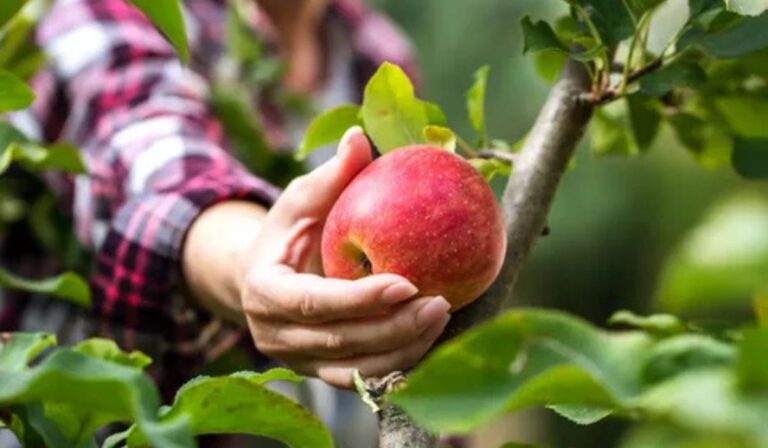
{"left": 590, "top": 57, "right": 663, "bottom": 104}
{"left": 476, "top": 149, "right": 517, "bottom": 164}
{"left": 455, "top": 135, "right": 479, "bottom": 158}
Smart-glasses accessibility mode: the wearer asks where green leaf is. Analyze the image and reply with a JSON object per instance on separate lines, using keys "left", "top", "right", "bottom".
{"left": 655, "top": 193, "right": 768, "bottom": 314}
{"left": 21, "top": 403, "right": 70, "bottom": 448}
{"left": 681, "top": 13, "right": 768, "bottom": 58}
{"left": 641, "top": 334, "right": 736, "bottom": 384}
{"left": 638, "top": 62, "right": 708, "bottom": 96}
{"left": 467, "top": 65, "right": 490, "bottom": 145}
{"left": 423, "top": 126, "right": 456, "bottom": 153}
{"left": 0, "top": 121, "right": 27, "bottom": 149}
{"left": 296, "top": 105, "right": 362, "bottom": 160}
{"left": 689, "top": 0, "right": 725, "bottom": 18}
{"left": 571, "top": 45, "right": 608, "bottom": 62}
{"left": 732, "top": 138, "right": 768, "bottom": 178}
{"left": 521, "top": 16, "right": 567, "bottom": 54}
{"left": 715, "top": 96, "right": 768, "bottom": 138}
{"left": 0, "top": 142, "right": 87, "bottom": 175}
{"left": 0, "top": 269, "right": 90, "bottom": 307}
{"left": 625, "top": 0, "right": 667, "bottom": 16}
{"left": 627, "top": 95, "right": 662, "bottom": 151}
{"left": 608, "top": 311, "right": 687, "bottom": 336}
{"left": 126, "top": 370, "right": 332, "bottom": 448}
{"left": 74, "top": 339, "right": 152, "bottom": 370}
{"left": 469, "top": 158, "right": 512, "bottom": 182}
{"left": 0, "top": 269, "right": 87, "bottom": 305}
{"left": 361, "top": 62, "right": 428, "bottom": 153}
{"left": 389, "top": 309, "right": 653, "bottom": 433}
{"left": 128, "top": 0, "right": 189, "bottom": 62}
{"left": 736, "top": 328, "right": 768, "bottom": 390}
{"left": 0, "top": 70, "right": 34, "bottom": 112}
{"left": 668, "top": 112, "right": 733, "bottom": 169}
{"left": 0, "top": 333, "right": 56, "bottom": 372}
{"left": 570, "top": 0, "right": 635, "bottom": 45}
{"left": 533, "top": 49, "right": 568, "bottom": 83}
{"left": 420, "top": 100, "right": 448, "bottom": 127}
{"left": 591, "top": 101, "right": 634, "bottom": 156}
{"left": 0, "top": 0, "right": 27, "bottom": 30}
{"left": 547, "top": 404, "right": 613, "bottom": 425}
{"left": 591, "top": 97, "right": 660, "bottom": 156}
{"left": 726, "top": 0, "right": 768, "bottom": 16}
{"left": 0, "top": 349, "right": 195, "bottom": 447}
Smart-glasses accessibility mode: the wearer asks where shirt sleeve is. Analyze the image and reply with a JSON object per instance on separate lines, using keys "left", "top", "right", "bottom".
{"left": 15, "top": 0, "right": 279, "bottom": 342}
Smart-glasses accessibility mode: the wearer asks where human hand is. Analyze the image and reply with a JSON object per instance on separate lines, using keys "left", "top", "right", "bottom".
{"left": 239, "top": 127, "right": 451, "bottom": 388}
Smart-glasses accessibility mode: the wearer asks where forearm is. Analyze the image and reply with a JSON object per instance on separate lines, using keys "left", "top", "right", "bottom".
{"left": 182, "top": 200, "right": 269, "bottom": 325}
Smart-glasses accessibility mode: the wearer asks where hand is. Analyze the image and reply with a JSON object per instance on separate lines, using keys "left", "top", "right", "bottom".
{"left": 239, "top": 127, "right": 451, "bottom": 388}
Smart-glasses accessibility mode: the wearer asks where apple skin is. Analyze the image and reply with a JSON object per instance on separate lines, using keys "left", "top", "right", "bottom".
{"left": 321, "top": 144, "right": 506, "bottom": 310}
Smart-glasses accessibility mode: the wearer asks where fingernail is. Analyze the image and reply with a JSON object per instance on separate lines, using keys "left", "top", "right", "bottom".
{"left": 338, "top": 126, "right": 363, "bottom": 159}
{"left": 416, "top": 297, "right": 451, "bottom": 328}
{"left": 381, "top": 282, "right": 418, "bottom": 304}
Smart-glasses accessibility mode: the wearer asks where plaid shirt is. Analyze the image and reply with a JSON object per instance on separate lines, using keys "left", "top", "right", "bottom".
{"left": 4, "top": 0, "right": 417, "bottom": 393}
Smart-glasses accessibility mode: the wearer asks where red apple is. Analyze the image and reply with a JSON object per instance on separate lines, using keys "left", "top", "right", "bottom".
{"left": 321, "top": 145, "right": 506, "bottom": 310}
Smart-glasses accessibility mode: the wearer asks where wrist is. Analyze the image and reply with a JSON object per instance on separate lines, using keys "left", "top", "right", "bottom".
{"left": 182, "top": 200, "right": 268, "bottom": 323}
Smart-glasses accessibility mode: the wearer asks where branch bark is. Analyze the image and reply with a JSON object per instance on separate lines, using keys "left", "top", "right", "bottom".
{"left": 374, "top": 59, "right": 594, "bottom": 447}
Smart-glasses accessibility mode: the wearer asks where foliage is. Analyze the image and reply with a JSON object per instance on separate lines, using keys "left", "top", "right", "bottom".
{"left": 390, "top": 307, "right": 768, "bottom": 447}
{"left": 0, "top": 333, "right": 333, "bottom": 448}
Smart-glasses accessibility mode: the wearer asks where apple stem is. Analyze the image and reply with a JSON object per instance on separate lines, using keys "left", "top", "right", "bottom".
{"left": 374, "top": 59, "right": 594, "bottom": 447}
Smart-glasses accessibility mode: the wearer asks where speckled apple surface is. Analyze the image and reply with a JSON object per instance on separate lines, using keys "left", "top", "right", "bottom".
{"left": 321, "top": 145, "right": 506, "bottom": 310}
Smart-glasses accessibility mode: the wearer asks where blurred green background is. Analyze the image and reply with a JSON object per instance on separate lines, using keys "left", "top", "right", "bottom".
{"left": 367, "top": 0, "right": 759, "bottom": 446}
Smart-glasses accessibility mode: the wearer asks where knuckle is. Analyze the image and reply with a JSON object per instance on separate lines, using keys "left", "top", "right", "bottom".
{"left": 296, "top": 291, "right": 318, "bottom": 320}
{"left": 323, "top": 332, "right": 346, "bottom": 354}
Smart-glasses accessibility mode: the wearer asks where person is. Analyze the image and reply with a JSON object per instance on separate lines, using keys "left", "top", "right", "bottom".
{"left": 2, "top": 0, "right": 451, "bottom": 444}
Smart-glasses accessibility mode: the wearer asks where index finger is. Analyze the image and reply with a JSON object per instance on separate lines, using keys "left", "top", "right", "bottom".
{"left": 246, "top": 267, "right": 419, "bottom": 323}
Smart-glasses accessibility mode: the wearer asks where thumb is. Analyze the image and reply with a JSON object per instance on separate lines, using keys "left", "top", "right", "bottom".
{"left": 276, "top": 126, "right": 372, "bottom": 220}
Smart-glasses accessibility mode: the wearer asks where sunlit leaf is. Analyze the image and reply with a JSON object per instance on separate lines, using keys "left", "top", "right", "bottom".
{"left": 0, "top": 0, "right": 26, "bottom": 30}
{"left": 548, "top": 404, "right": 613, "bottom": 425}
{"left": 420, "top": 99, "right": 448, "bottom": 127}
{"left": 0, "top": 142, "right": 86, "bottom": 175}
{"left": 296, "top": 105, "right": 362, "bottom": 160}
{"left": 361, "top": 62, "right": 428, "bottom": 153}
{"left": 74, "top": 339, "right": 152, "bottom": 370}
{"left": 0, "top": 70, "right": 34, "bottom": 112}
{"left": 0, "top": 349, "right": 195, "bottom": 447}
{"left": 129, "top": 0, "right": 189, "bottom": 62}
{"left": 467, "top": 65, "right": 490, "bottom": 146}
{"left": 0, "top": 269, "right": 90, "bottom": 307}
{"left": 736, "top": 328, "right": 768, "bottom": 390}
{"left": 0, "top": 333, "right": 56, "bottom": 372}
{"left": 126, "top": 370, "right": 331, "bottom": 448}
{"left": 422, "top": 126, "right": 456, "bottom": 153}
{"left": 609, "top": 311, "right": 687, "bottom": 337}
{"left": 389, "top": 309, "right": 653, "bottom": 433}
{"left": 726, "top": 0, "right": 768, "bottom": 16}
{"left": 715, "top": 96, "right": 768, "bottom": 139}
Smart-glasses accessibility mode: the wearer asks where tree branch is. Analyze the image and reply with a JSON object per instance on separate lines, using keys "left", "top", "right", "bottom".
{"left": 373, "top": 59, "right": 594, "bottom": 447}
{"left": 441, "top": 59, "right": 593, "bottom": 340}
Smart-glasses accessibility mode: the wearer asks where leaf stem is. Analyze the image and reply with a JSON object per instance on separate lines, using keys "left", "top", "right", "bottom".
{"left": 456, "top": 134, "right": 479, "bottom": 158}
{"left": 620, "top": 11, "right": 652, "bottom": 95}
